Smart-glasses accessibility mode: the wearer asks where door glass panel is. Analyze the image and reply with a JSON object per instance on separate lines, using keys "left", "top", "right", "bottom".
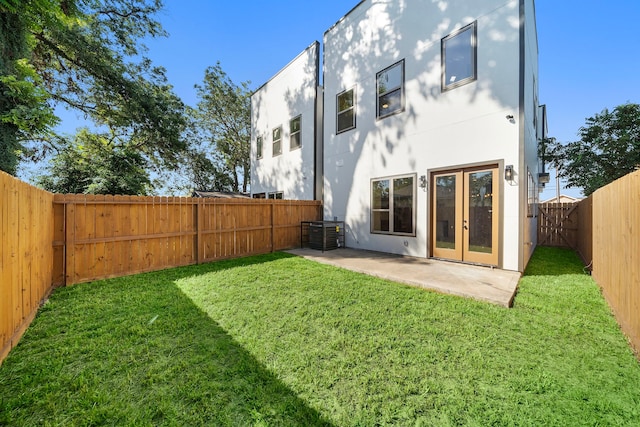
{"left": 435, "top": 175, "right": 457, "bottom": 249}
{"left": 468, "top": 171, "right": 493, "bottom": 253}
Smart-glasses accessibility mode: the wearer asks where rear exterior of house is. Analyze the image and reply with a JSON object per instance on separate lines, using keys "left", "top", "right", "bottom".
{"left": 251, "top": 0, "right": 544, "bottom": 272}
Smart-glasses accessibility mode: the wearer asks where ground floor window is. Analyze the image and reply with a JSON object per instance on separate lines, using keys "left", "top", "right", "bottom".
{"left": 253, "top": 193, "right": 266, "bottom": 199}
{"left": 268, "top": 192, "right": 283, "bottom": 200}
{"left": 371, "top": 174, "right": 416, "bottom": 235}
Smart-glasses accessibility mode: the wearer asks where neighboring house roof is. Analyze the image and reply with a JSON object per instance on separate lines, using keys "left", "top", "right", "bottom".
{"left": 191, "top": 190, "right": 250, "bottom": 199}
{"left": 540, "top": 194, "right": 582, "bottom": 204}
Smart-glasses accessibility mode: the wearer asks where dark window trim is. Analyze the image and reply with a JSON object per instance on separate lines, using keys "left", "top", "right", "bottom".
{"left": 256, "top": 135, "right": 263, "bottom": 160}
{"left": 272, "top": 125, "right": 282, "bottom": 157}
{"left": 336, "top": 86, "right": 356, "bottom": 134}
{"left": 376, "top": 60, "right": 405, "bottom": 120}
{"left": 370, "top": 173, "right": 417, "bottom": 236}
{"left": 289, "top": 115, "right": 302, "bottom": 150}
{"left": 268, "top": 191, "right": 284, "bottom": 200}
{"left": 441, "top": 21, "right": 478, "bottom": 92}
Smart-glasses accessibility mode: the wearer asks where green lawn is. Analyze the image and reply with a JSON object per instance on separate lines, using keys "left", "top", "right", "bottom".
{"left": 1, "top": 247, "right": 639, "bottom": 426}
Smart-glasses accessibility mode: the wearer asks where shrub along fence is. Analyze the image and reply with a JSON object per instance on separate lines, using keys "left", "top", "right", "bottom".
{"left": 1, "top": 172, "right": 55, "bottom": 364}
{"left": 1, "top": 177, "right": 321, "bottom": 365}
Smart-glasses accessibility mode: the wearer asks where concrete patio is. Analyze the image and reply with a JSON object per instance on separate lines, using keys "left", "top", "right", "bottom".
{"left": 286, "top": 248, "right": 521, "bottom": 307}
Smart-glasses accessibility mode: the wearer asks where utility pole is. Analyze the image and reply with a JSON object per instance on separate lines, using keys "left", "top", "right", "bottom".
{"left": 556, "top": 166, "right": 561, "bottom": 202}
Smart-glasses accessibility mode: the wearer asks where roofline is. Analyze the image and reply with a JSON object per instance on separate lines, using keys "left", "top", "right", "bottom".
{"left": 251, "top": 41, "right": 320, "bottom": 96}
{"left": 324, "top": 0, "right": 367, "bottom": 37}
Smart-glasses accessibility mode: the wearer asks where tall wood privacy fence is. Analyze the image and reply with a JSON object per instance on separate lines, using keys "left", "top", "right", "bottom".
{"left": 2, "top": 177, "right": 321, "bottom": 365}
{"left": 53, "top": 195, "right": 322, "bottom": 286}
{"left": 538, "top": 170, "right": 639, "bottom": 355}
{"left": 1, "top": 172, "right": 55, "bottom": 363}
{"left": 591, "top": 170, "right": 640, "bottom": 355}
{"left": 537, "top": 199, "right": 593, "bottom": 266}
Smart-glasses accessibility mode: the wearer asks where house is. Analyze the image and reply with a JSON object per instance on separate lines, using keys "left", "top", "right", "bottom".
{"left": 540, "top": 194, "right": 582, "bottom": 204}
{"left": 251, "top": 0, "right": 546, "bottom": 272}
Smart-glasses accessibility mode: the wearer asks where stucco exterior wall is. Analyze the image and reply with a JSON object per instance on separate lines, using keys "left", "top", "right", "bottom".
{"left": 323, "top": 0, "right": 531, "bottom": 270}
{"left": 250, "top": 42, "right": 319, "bottom": 200}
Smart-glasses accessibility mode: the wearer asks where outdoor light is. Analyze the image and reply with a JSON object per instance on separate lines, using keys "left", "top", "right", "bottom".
{"left": 419, "top": 175, "right": 427, "bottom": 188}
{"left": 538, "top": 172, "right": 550, "bottom": 184}
{"left": 505, "top": 114, "right": 514, "bottom": 121}
{"left": 505, "top": 165, "right": 514, "bottom": 182}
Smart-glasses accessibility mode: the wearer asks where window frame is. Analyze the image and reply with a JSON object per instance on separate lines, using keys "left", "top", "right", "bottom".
{"left": 441, "top": 21, "right": 478, "bottom": 92}
{"left": 268, "top": 191, "right": 284, "bottom": 200}
{"left": 256, "top": 135, "right": 263, "bottom": 160}
{"left": 252, "top": 192, "right": 266, "bottom": 199}
{"left": 370, "top": 173, "right": 417, "bottom": 236}
{"left": 376, "top": 60, "right": 405, "bottom": 120}
{"left": 272, "top": 126, "right": 282, "bottom": 157}
{"left": 289, "top": 115, "right": 302, "bottom": 150}
{"left": 336, "top": 87, "right": 356, "bottom": 134}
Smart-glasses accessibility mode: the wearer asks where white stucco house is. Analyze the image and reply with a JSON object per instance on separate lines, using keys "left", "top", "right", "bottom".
{"left": 250, "top": 0, "right": 546, "bottom": 272}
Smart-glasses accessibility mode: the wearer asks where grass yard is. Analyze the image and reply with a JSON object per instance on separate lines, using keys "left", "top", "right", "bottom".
{"left": 1, "top": 247, "right": 639, "bottom": 426}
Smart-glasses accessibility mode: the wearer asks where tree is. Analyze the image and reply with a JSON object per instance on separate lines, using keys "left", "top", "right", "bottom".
{"left": 1, "top": 1, "right": 58, "bottom": 174}
{"left": 0, "top": 0, "right": 187, "bottom": 176}
{"left": 194, "top": 63, "right": 251, "bottom": 192}
{"left": 37, "top": 129, "right": 151, "bottom": 195}
{"left": 545, "top": 103, "right": 640, "bottom": 196}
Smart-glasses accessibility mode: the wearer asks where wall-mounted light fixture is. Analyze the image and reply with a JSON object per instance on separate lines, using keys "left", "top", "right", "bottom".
{"left": 505, "top": 165, "right": 514, "bottom": 182}
{"left": 538, "top": 172, "right": 550, "bottom": 184}
{"left": 505, "top": 114, "right": 514, "bottom": 120}
{"left": 419, "top": 175, "right": 427, "bottom": 188}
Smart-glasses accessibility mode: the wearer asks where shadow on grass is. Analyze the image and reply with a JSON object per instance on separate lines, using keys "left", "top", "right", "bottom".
{"left": 523, "top": 246, "right": 588, "bottom": 276}
{"left": 0, "top": 252, "right": 332, "bottom": 426}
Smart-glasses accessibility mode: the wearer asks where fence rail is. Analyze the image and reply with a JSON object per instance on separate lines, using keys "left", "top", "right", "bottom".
{"left": 53, "top": 195, "right": 322, "bottom": 286}
{"left": 1, "top": 171, "right": 55, "bottom": 364}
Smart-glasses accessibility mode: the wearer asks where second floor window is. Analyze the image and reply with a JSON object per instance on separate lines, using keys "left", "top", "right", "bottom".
{"left": 376, "top": 60, "right": 405, "bottom": 119}
{"left": 337, "top": 88, "right": 356, "bottom": 133}
{"left": 442, "top": 21, "right": 477, "bottom": 91}
{"left": 290, "top": 116, "right": 301, "bottom": 150}
{"left": 272, "top": 126, "right": 282, "bottom": 156}
{"left": 256, "top": 136, "right": 263, "bottom": 159}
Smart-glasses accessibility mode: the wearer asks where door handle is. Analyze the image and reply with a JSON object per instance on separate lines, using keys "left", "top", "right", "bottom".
{"left": 463, "top": 219, "right": 468, "bottom": 230}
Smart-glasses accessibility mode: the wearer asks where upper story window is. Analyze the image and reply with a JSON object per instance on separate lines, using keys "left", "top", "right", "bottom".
{"left": 337, "top": 87, "right": 356, "bottom": 133}
{"left": 442, "top": 21, "right": 477, "bottom": 91}
{"left": 290, "top": 116, "right": 301, "bottom": 150}
{"left": 256, "top": 136, "right": 263, "bottom": 159}
{"left": 268, "top": 191, "right": 283, "bottom": 200}
{"left": 376, "top": 60, "right": 405, "bottom": 119}
{"left": 371, "top": 174, "right": 416, "bottom": 236}
{"left": 272, "top": 126, "right": 282, "bottom": 157}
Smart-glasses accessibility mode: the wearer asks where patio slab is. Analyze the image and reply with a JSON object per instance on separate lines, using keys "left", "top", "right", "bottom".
{"left": 286, "top": 248, "right": 521, "bottom": 307}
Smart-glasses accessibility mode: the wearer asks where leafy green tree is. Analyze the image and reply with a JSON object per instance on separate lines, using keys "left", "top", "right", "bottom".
{"left": 1, "top": 0, "right": 187, "bottom": 176}
{"left": 545, "top": 103, "right": 640, "bottom": 196}
{"left": 194, "top": 63, "right": 251, "bottom": 192}
{"left": 1, "top": 1, "right": 58, "bottom": 174}
{"left": 37, "top": 129, "right": 151, "bottom": 195}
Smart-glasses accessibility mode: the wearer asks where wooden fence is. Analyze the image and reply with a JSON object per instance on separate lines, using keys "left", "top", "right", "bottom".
{"left": 1, "top": 171, "right": 55, "bottom": 364}
{"left": 53, "top": 195, "right": 322, "bottom": 286}
{"left": 537, "top": 202, "right": 579, "bottom": 249}
{"left": 591, "top": 170, "right": 640, "bottom": 355}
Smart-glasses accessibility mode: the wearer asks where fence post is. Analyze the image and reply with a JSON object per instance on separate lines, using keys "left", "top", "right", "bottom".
{"left": 270, "top": 201, "right": 275, "bottom": 253}
{"left": 64, "top": 197, "right": 75, "bottom": 286}
{"left": 196, "top": 199, "right": 204, "bottom": 264}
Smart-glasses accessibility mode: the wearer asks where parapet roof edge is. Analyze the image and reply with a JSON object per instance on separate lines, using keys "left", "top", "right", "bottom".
{"left": 323, "top": 0, "right": 367, "bottom": 37}
{"left": 252, "top": 40, "right": 320, "bottom": 96}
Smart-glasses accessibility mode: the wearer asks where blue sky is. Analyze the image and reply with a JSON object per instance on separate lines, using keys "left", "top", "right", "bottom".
{"left": 55, "top": 0, "right": 640, "bottom": 199}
